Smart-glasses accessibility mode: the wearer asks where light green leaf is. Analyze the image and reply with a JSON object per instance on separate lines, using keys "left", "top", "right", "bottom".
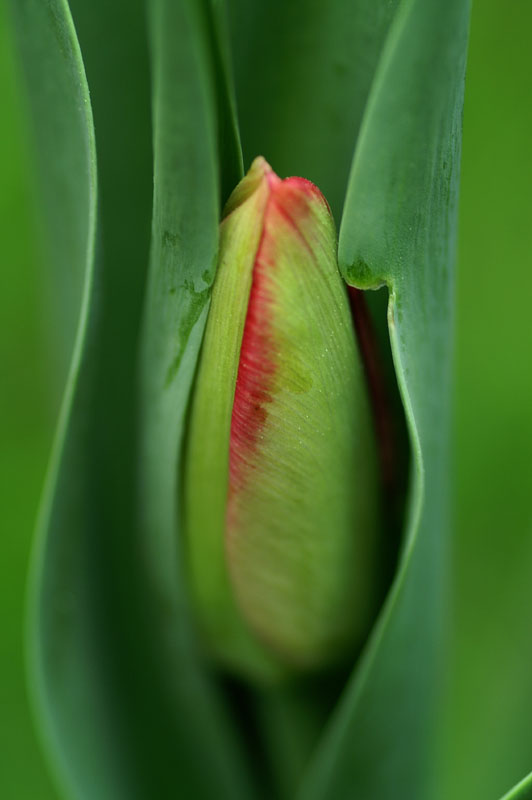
{"left": 499, "top": 774, "right": 532, "bottom": 800}
{"left": 299, "top": 1, "right": 470, "bottom": 798}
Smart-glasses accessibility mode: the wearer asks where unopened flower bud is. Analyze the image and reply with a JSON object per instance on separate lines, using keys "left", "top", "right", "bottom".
{"left": 184, "top": 157, "right": 378, "bottom": 679}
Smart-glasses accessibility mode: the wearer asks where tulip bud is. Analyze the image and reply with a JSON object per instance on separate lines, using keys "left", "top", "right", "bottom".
{"left": 184, "top": 157, "right": 378, "bottom": 680}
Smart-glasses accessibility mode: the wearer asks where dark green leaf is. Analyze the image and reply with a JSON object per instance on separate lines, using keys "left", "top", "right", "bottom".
{"left": 8, "top": 0, "right": 93, "bottom": 394}
{"left": 137, "top": 0, "right": 256, "bottom": 797}
{"left": 9, "top": 0, "right": 122, "bottom": 797}
{"left": 227, "top": 0, "right": 399, "bottom": 219}
{"left": 299, "top": 1, "right": 470, "bottom": 798}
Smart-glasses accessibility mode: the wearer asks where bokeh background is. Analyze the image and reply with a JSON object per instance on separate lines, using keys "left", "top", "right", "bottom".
{"left": 0, "top": 0, "right": 530, "bottom": 798}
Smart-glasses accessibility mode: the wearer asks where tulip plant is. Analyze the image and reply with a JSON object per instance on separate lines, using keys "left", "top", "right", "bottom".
{"left": 8, "top": 0, "right": 532, "bottom": 799}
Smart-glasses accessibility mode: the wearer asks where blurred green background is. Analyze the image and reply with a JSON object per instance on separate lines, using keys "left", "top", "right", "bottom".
{"left": 0, "top": 1, "right": 530, "bottom": 798}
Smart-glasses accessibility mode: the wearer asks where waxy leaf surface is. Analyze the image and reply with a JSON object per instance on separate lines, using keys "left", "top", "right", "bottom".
{"left": 16, "top": 0, "right": 256, "bottom": 797}
{"left": 299, "top": 0, "right": 470, "bottom": 798}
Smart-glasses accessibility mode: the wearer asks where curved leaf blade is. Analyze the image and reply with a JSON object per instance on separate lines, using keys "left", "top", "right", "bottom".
{"left": 15, "top": 0, "right": 219, "bottom": 796}
{"left": 500, "top": 774, "right": 532, "bottom": 800}
{"left": 19, "top": 0, "right": 252, "bottom": 794}
{"left": 9, "top": 1, "right": 122, "bottom": 797}
{"left": 8, "top": 0, "right": 93, "bottom": 393}
{"left": 299, "top": 1, "right": 470, "bottom": 798}
{"left": 137, "top": 0, "right": 256, "bottom": 797}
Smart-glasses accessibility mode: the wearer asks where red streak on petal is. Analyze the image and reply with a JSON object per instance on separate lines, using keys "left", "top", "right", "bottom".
{"left": 227, "top": 169, "right": 324, "bottom": 529}
{"left": 283, "top": 175, "right": 331, "bottom": 212}
{"left": 227, "top": 226, "right": 276, "bottom": 532}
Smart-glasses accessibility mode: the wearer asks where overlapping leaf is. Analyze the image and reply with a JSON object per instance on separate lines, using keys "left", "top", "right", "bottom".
{"left": 13, "top": 0, "right": 254, "bottom": 797}
{"left": 9, "top": 1, "right": 119, "bottom": 797}
{"left": 299, "top": 0, "right": 470, "bottom": 798}
{"left": 10, "top": 0, "right": 486, "bottom": 799}
{"left": 136, "top": 0, "right": 258, "bottom": 796}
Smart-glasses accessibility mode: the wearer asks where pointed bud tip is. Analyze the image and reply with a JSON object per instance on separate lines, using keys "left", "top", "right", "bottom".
{"left": 223, "top": 157, "right": 330, "bottom": 221}
{"left": 249, "top": 155, "right": 274, "bottom": 177}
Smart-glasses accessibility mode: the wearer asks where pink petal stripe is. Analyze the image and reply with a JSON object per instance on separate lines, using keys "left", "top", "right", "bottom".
{"left": 227, "top": 169, "right": 324, "bottom": 529}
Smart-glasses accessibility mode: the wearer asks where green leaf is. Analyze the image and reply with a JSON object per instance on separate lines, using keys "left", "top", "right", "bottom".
{"left": 499, "top": 774, "right": 532, "bottom": 800}
{"left": 14, "top": 0, "right": 255, "bottom": 796}
{"left": 227, "top": 0, "right": 399, "bottom": 219}
{"left": 7, "top": 0, "right": 93, "bottom": 395}
{"left": 16, "top": 0, "right": 163, "bottom": 792}
{"left": 298, "top": 1, "right": 470, "bottom": 798}
{"left": 9, "top": 0, "right": 115, "bottom": 797}
{"left": 137, "top": 0, "right": 257, "bottom": 797}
